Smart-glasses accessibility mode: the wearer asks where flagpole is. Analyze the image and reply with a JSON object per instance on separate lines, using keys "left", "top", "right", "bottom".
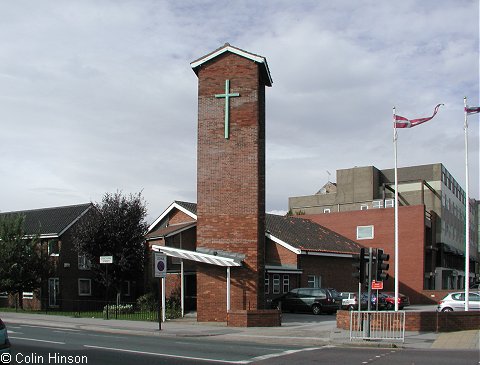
{"left": 393, "top": 106, "right": 399, "bottom": 312}
{"left": 464, "top": 97, "right": 470, "bottom": 311}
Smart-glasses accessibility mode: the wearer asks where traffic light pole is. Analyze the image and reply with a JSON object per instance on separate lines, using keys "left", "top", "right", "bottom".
{"left": 364, "top": 247, "right": 373, "bottom": 338}
{"left": 367, "top": 247, "right": 373, "bottom": 312}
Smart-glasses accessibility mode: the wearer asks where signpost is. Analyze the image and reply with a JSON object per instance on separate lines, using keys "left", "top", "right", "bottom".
{"left": 100, "top": 256, "right": 113, "bottom": 264}
{"left": 154, "top": 253, "right": 167, "bottom": 330}
{"left": 100, "top": 256, "right": 113, "bottom": 319}
{"left": 372, "top": 280, "right": 383, "bottom": 311}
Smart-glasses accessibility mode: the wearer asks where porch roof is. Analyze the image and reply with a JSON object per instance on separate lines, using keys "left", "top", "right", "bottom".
{"left": 151, "top": 245, "right": 243, "bottom": 267}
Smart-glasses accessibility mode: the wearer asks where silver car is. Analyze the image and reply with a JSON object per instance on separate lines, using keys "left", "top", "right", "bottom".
{"left": 437, "top": 291, "right": 480, "bottom": 312}
{"left": 0, "top": 317, "right": 10, "bottom": 355}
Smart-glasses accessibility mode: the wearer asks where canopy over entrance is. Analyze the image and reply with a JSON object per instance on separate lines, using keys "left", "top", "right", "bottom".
{"left": 151, "top": 245, "right": 244, "bottom": 267}
{"left": 151, "top": 245, "right": 245, "bottom": 318}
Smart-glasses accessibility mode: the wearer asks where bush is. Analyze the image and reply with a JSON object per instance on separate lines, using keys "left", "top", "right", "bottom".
{"left": 136, "top": 292, "right": 157, "bottom": 312}
{"left": 137, "top": 289, "right": 182, "bottom": 319}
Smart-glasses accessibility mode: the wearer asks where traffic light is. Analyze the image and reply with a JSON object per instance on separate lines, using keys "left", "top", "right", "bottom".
{"left": 352, "top": 247, "right": 366, "bottom": 283}
{"left": 376, "top": 249, "right": 390, "bottom": 281}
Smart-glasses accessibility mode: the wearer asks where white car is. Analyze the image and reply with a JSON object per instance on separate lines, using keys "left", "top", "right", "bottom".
{"left": 340, "top": 292, "right": 357, "bottom": 310}
{"left": 437, "top": 291, "right": 480, "bottom": 312}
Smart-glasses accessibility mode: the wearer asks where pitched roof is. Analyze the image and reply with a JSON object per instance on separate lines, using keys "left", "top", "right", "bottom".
{"left": 175, "top": 201, "right": 197, "bottom": 216}
{"left": 0, "top": 203, "right": 92, "bottom": 237}
{"left": 266, "top": 214, "right": 361, "bottom": 255}
{"left": 148, "top": 201, "right": 197, "bottom": 233}
{"left": 191, "top": 43, "right": 273, "bottom": 87}
{"left": 149, "top": 201, "right": 360, "bottom": 255}
{"left": 147, "top": 221, "right": 196, "bottom": 240}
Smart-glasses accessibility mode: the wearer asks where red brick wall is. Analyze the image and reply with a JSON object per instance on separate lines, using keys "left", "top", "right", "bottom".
{"left": 337, "top": 310, "right": 480, "bottom": 332}
{"left": 265, "top": 238, "right": 297, "bottom": 266}
{"left": 227, "top": 309, "right": 281, "bottom": 327}
{"left": 196, "top": 51, "right": 267, "bottom": 321}
{"left": 305, "top": 206, "right": 427, "bottom": 303}
{"left": 169, "top": 209, "right": 195, "bottom": 225}
{"left": 300, "top": 255, "right": 358, "bottom": 292}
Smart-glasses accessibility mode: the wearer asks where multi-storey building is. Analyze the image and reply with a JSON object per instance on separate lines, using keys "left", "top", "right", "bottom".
{"left": 289, "top": 164, "right": 479, "bottom": 303}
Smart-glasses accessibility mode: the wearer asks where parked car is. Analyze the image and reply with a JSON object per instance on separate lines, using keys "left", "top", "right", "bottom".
{"left": 377, "top": 292, "right": 410, "bottom": 310}
{"left": 437, "top": 292, "right": 480, "bottom": 312}
{"left": 470, "top": 283, "right": 480, "bottom": 291}
{"left": 271, "top": 288, "right": 341, "bottom": 315}
{"left": 327, "top": 288, "right": 343, "bottom": 305}
{"left": 340, "top": 292, "right": 356, "bottom": 310}
{"left": 340, "top": 292, "right": 370, "bottom": 310}
{"left": 0, "top": 317, "right": 11, "bottom": 356}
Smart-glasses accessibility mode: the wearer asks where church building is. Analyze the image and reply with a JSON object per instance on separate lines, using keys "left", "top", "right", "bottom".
{"left": 148, "top": 44, "right": 361, "bottom": 326}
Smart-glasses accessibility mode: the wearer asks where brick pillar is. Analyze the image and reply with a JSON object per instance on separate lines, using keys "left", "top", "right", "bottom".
{"left": 193, "top": 46, "right": 269, "bottom": 322}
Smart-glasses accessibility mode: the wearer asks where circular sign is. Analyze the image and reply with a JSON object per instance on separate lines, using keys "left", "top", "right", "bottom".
{"left": 157, "top": 260, "right": 165, "bottom": 272}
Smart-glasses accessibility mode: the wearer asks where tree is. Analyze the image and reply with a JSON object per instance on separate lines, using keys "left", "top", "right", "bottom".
{"left": 0, "top": 214, "right": 51, "bottom": 308}
{"left": 73, "top": 191, "right": 148, "bottom": 298}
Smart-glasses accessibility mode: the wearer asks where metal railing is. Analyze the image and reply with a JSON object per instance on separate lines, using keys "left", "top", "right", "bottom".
{"left": 350, "top": 310, "right": 406, "bottom": 342}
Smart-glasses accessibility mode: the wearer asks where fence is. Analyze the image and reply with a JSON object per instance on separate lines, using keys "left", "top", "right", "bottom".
{"left": 350, "top": 310, "right": 406, "bottom": 342}
{"left": 2, "top": 298, "right": 162, "bottom": 322}
{"left": 47, "top": 298, "right": 162, "bottom": 321}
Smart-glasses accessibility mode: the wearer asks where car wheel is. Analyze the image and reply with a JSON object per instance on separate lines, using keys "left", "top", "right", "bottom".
{"left": 386, "top": 303, "right": 394, "bottom": 311}
{"left": 348, "top": 305, "right": 355, "bottom": 311}
{"left": 312, "top": 304, "right": 322, "bottom": 315}
{"left": 441, "top": 307, "right": 453, "bottom": 312}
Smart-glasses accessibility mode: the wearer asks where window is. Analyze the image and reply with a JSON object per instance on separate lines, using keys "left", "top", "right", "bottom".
{"left": 272, "top": 274, "right": 280, "bottom": 294}
{"left": 385, "top": 199, "right": 395, "bottom": 208}
{"left": 357, "top": 225, "right": 374, "bottom": 240}
{"left": 123, "top": 281, "right": 131, "bottom": 297}
{"left": 264, "top": 273, "right": 269, "bottom": 294}
{"left": 78, "top": 254, "right": 92, "bottom": 270}
{"left": 282, "top": 275, "right": 290, "bottom": 293}
{"left": 48, "top": 240, "right": 60, "bottom": 256}
{"left": 78, "top": 279, "right": 92, "bottom": 296}
{"left": 307, "top": 275, "right": 321, "bottom": 288}
{"left": 323, "top": 208, "right": 331, "bottom": 213}
{"left": 373, "top": 200, "right": 383, "bottom": 209}
{"left": 360, "top": 204, "right": 368, "bottom": 211}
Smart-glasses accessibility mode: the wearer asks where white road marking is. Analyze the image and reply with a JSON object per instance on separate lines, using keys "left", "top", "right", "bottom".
{"left": 84, "top": 344, "right": 327, "bottom": 364}
{"left": 20, "top": 324, "right": 81, "bottom": 332}
{"left": 9, "top": 336, "right": 66, "bottom": 345}
{"left": 84, "top": 345, "right": 246, "bottom": 363}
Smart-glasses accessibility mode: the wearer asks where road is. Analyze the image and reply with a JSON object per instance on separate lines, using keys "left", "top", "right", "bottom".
{"left": 4, "top": 321, "right": 479, "bottom": 365}
{"left": 257, "top": 347, "right": 480, "bottom": 365}
{"left": 5, "top": 323, "right": 316, "bottom": 364}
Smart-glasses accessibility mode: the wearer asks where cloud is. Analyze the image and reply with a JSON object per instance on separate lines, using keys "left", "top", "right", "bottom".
{"left": 0, "top": 0, "right": 478, "bottom": 222}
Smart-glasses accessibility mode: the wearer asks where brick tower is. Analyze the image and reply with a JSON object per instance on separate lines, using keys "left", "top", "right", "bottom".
{"left": 191, "top": 44, "right": 273, "bottom": 322}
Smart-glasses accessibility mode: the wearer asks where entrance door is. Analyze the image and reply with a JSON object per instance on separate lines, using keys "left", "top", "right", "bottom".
{"left": 48, "top": 278, "right": 59, "bottom": 307}
{"left": 184, "top": 274, "right": 197, "bottom": 311}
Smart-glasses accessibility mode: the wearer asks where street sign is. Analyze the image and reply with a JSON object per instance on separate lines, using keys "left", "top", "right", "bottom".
{"left": 372, "top": 280, "right": 383, "bottom": 290}
{"left": 100, "top": 256, "right": 113, "bottom": 264}
{"left": 154, "top": 252, "right": 167, "bottom": 278}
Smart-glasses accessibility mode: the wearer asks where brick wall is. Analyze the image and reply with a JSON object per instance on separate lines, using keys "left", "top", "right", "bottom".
{"left": 305, "top": 206, "right": 428, "bottom": 303}
{"left": 265, "top": 238, "right": 297, "bottom": 266}
{"left": 169, "top": 209, "right": 195, "bottom": 225}
{"left": 227, "top": 309, "right": 281, "bottom": 327}
{"left": 337, "top": 310, "right": 480, "bottom": 332}
{"left": 300, "top": 255, "right": 358, "bottom": 292}
{"left": 196, "top": 51, "right": 267, "bottom": 321}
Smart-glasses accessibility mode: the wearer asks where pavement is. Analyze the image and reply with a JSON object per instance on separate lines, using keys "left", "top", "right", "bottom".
{"left": 1, "top": 310, "right": 478, "bottom": 350}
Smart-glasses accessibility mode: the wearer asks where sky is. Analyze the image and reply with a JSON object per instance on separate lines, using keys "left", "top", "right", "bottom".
{"left": 1, "top": 0, "right": 478, "bottom": 223}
